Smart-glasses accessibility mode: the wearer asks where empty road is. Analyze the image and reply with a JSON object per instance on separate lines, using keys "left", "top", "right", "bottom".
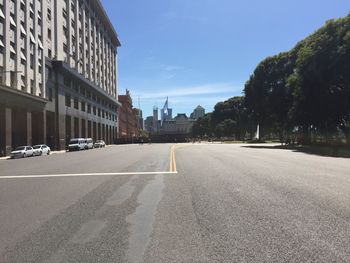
{"left": 0, "top": 143, "right": 350, "bottom": 262}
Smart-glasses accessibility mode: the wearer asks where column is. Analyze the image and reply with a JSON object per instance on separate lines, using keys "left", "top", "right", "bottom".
{"left": 26, "top": 111, "right": 32, "bottom": 146}
{"left": 5, "top": 108, "right": 12, "bottom": 155}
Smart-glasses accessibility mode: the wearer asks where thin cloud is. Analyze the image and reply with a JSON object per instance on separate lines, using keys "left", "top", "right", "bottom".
{"left": 138, "top": 83, "right": 241, "bottom": 100}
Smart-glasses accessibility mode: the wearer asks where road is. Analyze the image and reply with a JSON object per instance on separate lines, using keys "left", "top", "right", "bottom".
{"left": 0, "top": 143, "right": 350, "bottom": 262}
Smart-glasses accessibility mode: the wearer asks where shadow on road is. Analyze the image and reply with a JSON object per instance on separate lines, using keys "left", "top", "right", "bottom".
{"left": 241, "top": 144, "right": 350, "bottom": 158}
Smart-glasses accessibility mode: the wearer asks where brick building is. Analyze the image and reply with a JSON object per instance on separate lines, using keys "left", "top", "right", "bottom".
{"left": 118, "top": 89, "right": 139, "bottom": 140}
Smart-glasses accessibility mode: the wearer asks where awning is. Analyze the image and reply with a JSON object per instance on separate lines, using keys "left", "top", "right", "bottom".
{"left": 10, "top": 16, "right": 16, "bottom": 27}
{"left": 38, "top": 38, "right": 43, "bottom": 49}
{"left": 20, "top": 51, "right": 26, "bottom": 61}
{"left": 0, "top": 9, "right": 5, "bottom": 19}
{"left": 10, "top": 45, "right": 16, "bottom": 54}
{"left": 30, "top": 33, "right": 36, "bottom": 43}
{"left": 0, "top": 39, "right": 4, "bottom": 48}
{"left": 20, "top": 24, "right": 26, "bottom": 35}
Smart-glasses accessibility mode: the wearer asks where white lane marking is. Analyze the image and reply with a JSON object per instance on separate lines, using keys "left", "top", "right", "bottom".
{"left": 0, "top": 171, "right": 178, "bottom": 179}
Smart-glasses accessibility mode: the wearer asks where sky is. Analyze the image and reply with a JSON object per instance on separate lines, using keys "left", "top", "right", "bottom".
{"left": 101, "top": 0, "right": 349, "bottom": 118}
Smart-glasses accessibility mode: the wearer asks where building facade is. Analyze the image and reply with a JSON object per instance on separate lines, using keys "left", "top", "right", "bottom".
{"left": 144, "top": 115, "right": 153, "bottom": 133}
{"left": 190, "top": 105, "right": 205, "bottom": 119}
{"left": 160, "top": 113, "right": 196, "bottom": 135}
{"left": 118, "top": 90, "right": 139, "bottom": 140}
{"left": 0, "top": 0, "right": 121, "bottom": 155}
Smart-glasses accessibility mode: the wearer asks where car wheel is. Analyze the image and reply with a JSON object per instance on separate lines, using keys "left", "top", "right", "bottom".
{"left": 40, "top": 151, "right": 43, "bottom": 156}
{"left": 23, "top": 153, "right": 26, "bottom": 158}
{"left": 48, "top": 150, "right": 50, "bottom": 155}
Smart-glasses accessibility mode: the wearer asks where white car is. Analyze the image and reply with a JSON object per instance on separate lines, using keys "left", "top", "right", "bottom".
{"left": 85, "top": 138, "right": 94, "bottom": 149}
{"left": 10, "top": 146, "right": 34, "bottom": 159}
{"left": 94, "top": 140, "right": 106, "bottom": 148}
{"left": 67, "top": 138, "right": 86, "bottom": 151}
{"left": 33, "top": 145, "right": 51, "bottom": 156}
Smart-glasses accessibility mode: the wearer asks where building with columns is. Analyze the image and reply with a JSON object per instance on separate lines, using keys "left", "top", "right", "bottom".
{"left": 0, "top": 0, "right": 121, "bottom": 155}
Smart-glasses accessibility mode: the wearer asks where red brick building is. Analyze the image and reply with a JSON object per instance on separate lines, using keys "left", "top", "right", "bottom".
{"left": 118, "top": 90, "right": 139, "bottom": 140}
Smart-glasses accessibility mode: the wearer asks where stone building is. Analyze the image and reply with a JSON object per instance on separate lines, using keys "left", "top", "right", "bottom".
{"left": 0, "top": 0, "right": 121, "bottom": 155}
{"left": 160, "top": 113, "right": 196, "bottom": 135}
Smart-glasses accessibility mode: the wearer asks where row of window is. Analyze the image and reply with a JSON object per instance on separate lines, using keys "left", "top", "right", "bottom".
{"left": 61, "top": 0, "right": 116, "bottom": 90}
{"left": 65, "top": 93, "right": 116, "bottom": 121}
{"left": 63, "top": 76, "right": 116, "bottom": 112}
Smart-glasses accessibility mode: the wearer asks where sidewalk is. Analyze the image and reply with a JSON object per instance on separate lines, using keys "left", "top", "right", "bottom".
{"left": 0, "top": 150, "right": 66, "bottom": 160}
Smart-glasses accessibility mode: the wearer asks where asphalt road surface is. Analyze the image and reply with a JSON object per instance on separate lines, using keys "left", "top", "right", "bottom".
{"left": 1, "top": 143, "right": 350, "bottom": 262}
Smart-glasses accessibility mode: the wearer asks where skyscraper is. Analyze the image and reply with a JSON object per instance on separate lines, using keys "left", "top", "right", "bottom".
{"left": 160, "top": 97, "right": 172, "bottom": 124}
{"left": 153, "top": 106, "right": 158, "bottom": 133}
{"left": 190, "top": 105, "right": 205, "bottom": 119}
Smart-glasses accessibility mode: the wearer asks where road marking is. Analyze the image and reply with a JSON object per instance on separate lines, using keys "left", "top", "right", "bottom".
{"left": 0, "top": 171, "right": 177, "bottom": 179}
{"left": 169, "top": 145, "right": 173, "bottom": 172}
{"left": 172, "top": 146, "right": 177, "bottom": 172}
{"left": 169, "top": 145, "right": 177, "bottom": 173}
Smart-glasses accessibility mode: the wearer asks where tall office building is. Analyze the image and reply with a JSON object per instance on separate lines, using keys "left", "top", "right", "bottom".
{"left": 190, "top": 105, "right": 205, "bottom": 120}
{"left": 0, "top": 0, "right": 121, "bottom": 155}
{"left": 152, "top": 106, "right": 158, "bottom": 133}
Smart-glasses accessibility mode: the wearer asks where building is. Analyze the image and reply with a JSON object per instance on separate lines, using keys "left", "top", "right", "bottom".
{"left": 118, "top": 89, "right": 139, "bottom": 140}
{"left": 136, "top": 108, "right": 144, "bottom": 130}
{"left": 0, "top": 0, "right": 121, "bottom": 155}
{"left": 190, "top": 105, "right": 205, "bottom": 119}
{"left": 160, "top": 97, "right": 172, "bottom": 124}
{"left": 152, "top": 106, "right": 158, "bottom": 133}
{"left": 144, "top": 116, "right": 153, "bottom": 133}
{"left": 160, "top": 113, "right": 196, "bottom": 135}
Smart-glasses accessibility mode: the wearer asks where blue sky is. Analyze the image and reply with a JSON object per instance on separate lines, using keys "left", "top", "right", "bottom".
{"left": 101, "top": 0, "right": 349, "bottom": 118}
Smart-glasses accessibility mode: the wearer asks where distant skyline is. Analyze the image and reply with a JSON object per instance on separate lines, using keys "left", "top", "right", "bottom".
{"left": 101, "top": 0, "right": 349, "bottom": 118}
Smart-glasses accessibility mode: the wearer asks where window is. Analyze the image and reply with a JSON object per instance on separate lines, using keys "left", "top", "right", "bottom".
{"left": 47, "top": 9, "right": 51, "bottom": 21}
{"left": 48, "top": 28, "right": 51, "bottom": 39}
{"left": 48, "top": 88, "right": 53, "bottom": 101}
{"left": 87, "top": 104, "right": 91, "bottom": 113}
{"left": 74, "top": 97, "right": 79, "bottom": 109}
{"left": 65, "top": 94, "right": 71, "bottom": 107}
{"left": 81, "top": 101, "right": 85, "bottom": 112}
{"left": 64, "top": 77, "right": 71, "bottom": 87}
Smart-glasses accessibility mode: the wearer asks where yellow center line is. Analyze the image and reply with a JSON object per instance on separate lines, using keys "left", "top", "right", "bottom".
{"left": 172, "top": 146, "right": 177, "bottom": 172}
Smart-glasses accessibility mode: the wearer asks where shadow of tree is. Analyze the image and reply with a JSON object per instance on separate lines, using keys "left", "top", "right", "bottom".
{"left": 241, "top": 144, "right": 350, "bottom": 158}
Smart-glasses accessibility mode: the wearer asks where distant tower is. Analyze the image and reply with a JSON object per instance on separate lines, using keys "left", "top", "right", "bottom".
{"left": 161, "top": 97, "right": 172, "bottom": 124}
{"left": 153, "top": 106, "right": 158, "bottom": 133}
{"left": 190, "top": 105, "right": 205, "bottom": 119}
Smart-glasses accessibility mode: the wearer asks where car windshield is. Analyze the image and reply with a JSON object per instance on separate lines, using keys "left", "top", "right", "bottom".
{"left": 14, "top": 146, "right": 25, "bottom": 151}
{"left": 69, "top": 139, "right": 78, "bottom": 144}
{"left": 33, "top": 146, "right": 41, "bottom": 149}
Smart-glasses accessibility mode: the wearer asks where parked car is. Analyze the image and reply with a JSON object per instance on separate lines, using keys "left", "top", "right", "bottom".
{"left": 33, "top": 145, "right": 51, "bottom": 156}
{"left": 10, "top": 146, "right": 34, "bottom": 159}
{"left": 85, "top": 138, "right": 94, "bottom": 149}
{"left": 67, "top": 138, "right": 86, "bottom": 151}
{"left": 94, "top": 140, "right": 106, "bottom": 148}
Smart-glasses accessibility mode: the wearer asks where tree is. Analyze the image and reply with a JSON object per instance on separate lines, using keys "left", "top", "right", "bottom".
{"left": 288, "top": 15, "right": 350, "bottom": 142}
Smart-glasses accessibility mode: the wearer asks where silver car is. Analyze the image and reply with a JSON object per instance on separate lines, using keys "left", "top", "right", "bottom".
{"left": 94, "top": 140, "right": 106, "bottom": 148}
{"left": 10, "top": 146, "right": 34, "bottom": 159}
{"left": 33, "top": 145, "right": 51, "bottom": 156}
